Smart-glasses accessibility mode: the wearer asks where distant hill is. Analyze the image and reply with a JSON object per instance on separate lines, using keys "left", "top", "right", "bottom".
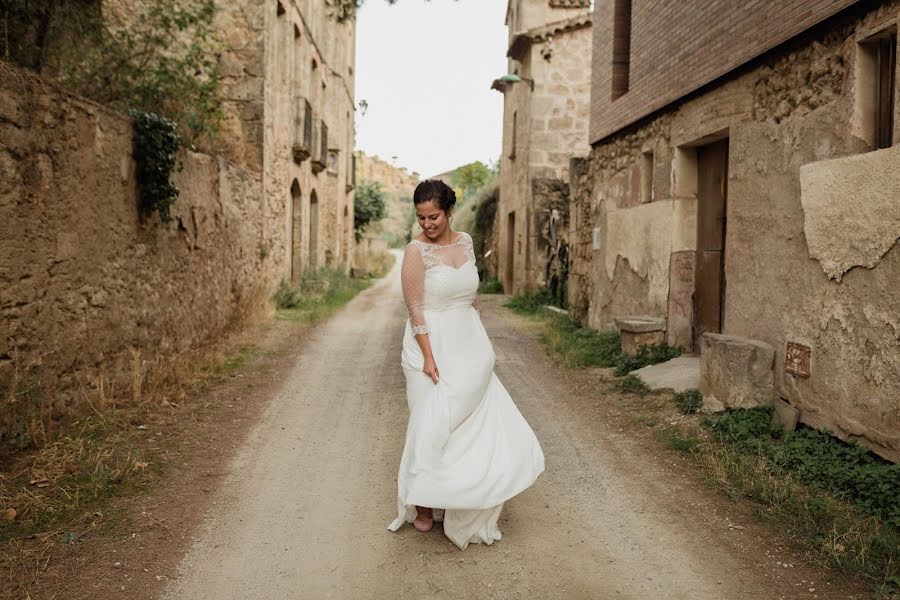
{"left": 354, "top": 152, "right": 421, "bottom": 247}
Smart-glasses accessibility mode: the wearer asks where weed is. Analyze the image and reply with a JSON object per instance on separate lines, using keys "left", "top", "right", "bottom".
{"left": 275, "top": 269, "right": 371, "bottom": 323}
{"left": 617, "top": 374, "right": 650, "bottom": 397}
{"left": 673, "top": 389, "right": 703, "bottom": 414}
{"left": 504, "top": 289, "right": 554, "bottom": 314}
{"left": 478, "top": 278, "right": 504, "bottom": 294}
{"left": 540, "top": 315, "right": 621, "bottom": 368}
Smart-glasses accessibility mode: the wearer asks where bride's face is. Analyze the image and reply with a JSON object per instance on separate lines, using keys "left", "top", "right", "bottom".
{"left": 415, "top": 199, "right": 451, "bottom": 241}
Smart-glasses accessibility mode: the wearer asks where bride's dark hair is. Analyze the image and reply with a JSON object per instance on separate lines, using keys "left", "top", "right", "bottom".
{"left": 413, "top": 179, "right": 456, "bottom": 212}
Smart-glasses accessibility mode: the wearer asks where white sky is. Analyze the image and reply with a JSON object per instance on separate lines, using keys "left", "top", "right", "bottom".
{"left": 354, "top": 0, "right": 509, "bottom": 178}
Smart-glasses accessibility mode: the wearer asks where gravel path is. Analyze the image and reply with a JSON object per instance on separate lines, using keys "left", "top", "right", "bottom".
{"left": 160, "top": 257, "right": 857, "bottom": 600}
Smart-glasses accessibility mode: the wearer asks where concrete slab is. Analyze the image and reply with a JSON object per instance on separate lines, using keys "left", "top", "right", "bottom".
{"left": 631, "top": 355, "right": 700, "bottom": 393}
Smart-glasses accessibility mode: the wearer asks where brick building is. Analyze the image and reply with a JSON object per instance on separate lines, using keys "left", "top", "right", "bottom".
{"left": 570, "top": 0, "right": 899, "bottom": 460}
{"left": 493, "top": 0, "right": 593, "bottom": 296}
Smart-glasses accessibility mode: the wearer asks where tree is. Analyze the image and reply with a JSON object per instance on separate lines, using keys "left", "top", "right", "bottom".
{"left": 3, "top": 0, "right": 223, "bottom": 144}
{"left": 451, "top": 161, "right": 492, "bottom": 200}
{"left": 354, "top": 182, "right": 388, "bottom": 241}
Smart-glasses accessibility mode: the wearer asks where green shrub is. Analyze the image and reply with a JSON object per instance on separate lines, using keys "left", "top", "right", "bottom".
{"left": 540, "top": 315, "right": 621, "bottom": 368}
{"left": 614, "top": 343, "right": 681, "bottom": 376}
{"left": 504, "top": 289, "right": 553, "bottom": 314}
{"left": 704, "top": 408, "right": 900, "bottom": 527}
{"left": 673, "top": 389, "right": 703, "bottom": 414}
{"left": 478, "top": 278, "right": 504, "bottom": 294}
{"left": 617, "top": 374, "right": 650, "bottom": 397}
{"left": 274, "top": 269, "right": 371, "bottom": 321}
{"left": 704, "top": 406, "right": 774, "bottom": 450}
{"left": 769, "top": 428, "right": 900, "bottom": 527}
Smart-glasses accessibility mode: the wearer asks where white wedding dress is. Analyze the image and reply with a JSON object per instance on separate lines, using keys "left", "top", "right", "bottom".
{"left": 388, "top": 231, "right": 545, "bottom": 550}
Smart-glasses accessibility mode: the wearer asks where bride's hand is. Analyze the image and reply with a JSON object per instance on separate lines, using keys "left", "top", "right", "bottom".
{"left": 423, "top": 356, "right": 440, "bottom": 384}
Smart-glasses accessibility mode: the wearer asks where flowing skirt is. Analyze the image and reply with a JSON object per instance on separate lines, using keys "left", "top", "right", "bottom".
{"left": 388, "top": 305, "right": 544, "bottom": 549}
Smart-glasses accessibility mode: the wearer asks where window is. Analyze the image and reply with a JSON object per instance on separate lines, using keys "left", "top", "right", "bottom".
{"left": 875, "top": 33, "right": 896, "bottom": 149}
{"left": 294, "top": 24, "right": 301, "bottom": 39}
{"left": 320, "top": 120, "right": 328, "bottom": 162}
{"left": 509, "top": 111, "right": 517, "bottom": 159}
{"left": 640, "top": 151, "right": 653, "bottom": 203}
{"left": 276, "top": 1, "right": 285, "bottom": 16}
{"left": 304, "top": 100, "right": 313, "bottom": 149}
{"left": 858, "top": 30, "right": 897, "bottom": 149}
{"left": 611, "top": 0, "right": 632, "bottom": 100}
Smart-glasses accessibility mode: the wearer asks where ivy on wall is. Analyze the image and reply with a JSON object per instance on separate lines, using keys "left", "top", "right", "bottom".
{"left": 131, "top": 111, "right": 182, "bottom": 223}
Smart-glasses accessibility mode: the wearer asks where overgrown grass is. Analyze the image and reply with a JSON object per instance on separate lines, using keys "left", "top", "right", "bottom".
{"left": 704, "top": 408, "right": 900, "bottom": 527}
{"left": 478, "top": 278, "right": 504, "bottom": 294}
{"left": 275, "top": 268, "right": 372, "bottom": 323}
{"left": 539, "top": 314, "right": 621, "bottom": 368}
{"left": 504, "top": 289, "right": 554, "bottom": 315}
{"left": 656, "top": 407, "right": 900, "bottom": 588}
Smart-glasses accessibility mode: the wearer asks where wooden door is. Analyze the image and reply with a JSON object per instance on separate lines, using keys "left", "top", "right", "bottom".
{"left": 694, "top": 139, "right": 729, "bottom": 349}
{"left": 506, "top": 211, "right": 516, "bottom": 293}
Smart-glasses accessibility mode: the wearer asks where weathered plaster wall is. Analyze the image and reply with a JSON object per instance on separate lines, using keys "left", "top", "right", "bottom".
{"left": 572, "top": 4, "right": 900, "bottom": 460}
{"left": 0, "top": 66, "right": 281, "bottom": 417}
{"left": 800, "top": 145, "right": 900, "bottom": 281}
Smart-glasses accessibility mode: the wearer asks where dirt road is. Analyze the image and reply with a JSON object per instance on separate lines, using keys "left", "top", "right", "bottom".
{"left": 161, "top": 257, "right": 857, "bottom": 600}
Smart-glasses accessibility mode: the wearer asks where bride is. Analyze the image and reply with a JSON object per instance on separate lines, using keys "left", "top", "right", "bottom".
{"left": 388, "top": 179, "right": 545, "bottom": 550}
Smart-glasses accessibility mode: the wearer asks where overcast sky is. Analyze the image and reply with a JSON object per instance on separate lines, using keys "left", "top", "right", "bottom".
{"left": 354, "top": 0, "right": 508, "bottom": 178}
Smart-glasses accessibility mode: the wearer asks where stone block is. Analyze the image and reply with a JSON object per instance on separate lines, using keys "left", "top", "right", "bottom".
{"left": 771, "top": 397, "right": 800, "bottom": 432}
{"left": 699, "top": 333, "right": 775, "bottom": 411}
{"left": 615, "top": 316, "right": 666, "bottom": 356}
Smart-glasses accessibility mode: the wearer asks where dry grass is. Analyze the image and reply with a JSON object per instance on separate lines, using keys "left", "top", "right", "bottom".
{"left": 0, "top": 342, "right": 260, "bottom": 594}
{"left": 654, "top": 417, "right": 899, "bottom": 591}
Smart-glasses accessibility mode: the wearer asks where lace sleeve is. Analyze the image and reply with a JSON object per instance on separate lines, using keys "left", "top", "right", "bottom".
{"left": 401, "top": 243, "right": 430, "bottom": 335}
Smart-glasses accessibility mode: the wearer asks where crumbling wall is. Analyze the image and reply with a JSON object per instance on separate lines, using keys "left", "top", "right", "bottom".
{"left": 0, "top": 64, "right": 282, "bottom": 420}
{"left": 571, "top": 4, "right": 900, "bottom": 460}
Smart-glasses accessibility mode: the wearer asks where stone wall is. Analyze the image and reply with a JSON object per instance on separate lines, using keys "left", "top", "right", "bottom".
{"left": 263, "top": 0, "right": 357, "bottom": 282}
{"left": 0, "top": 64, "right": 282, "bottom": 417}
{"left": 572, "top": 2, "right": 900, "bottom": 461}
{"left": 99, "top": 0, "right": 358, "bottom": 284}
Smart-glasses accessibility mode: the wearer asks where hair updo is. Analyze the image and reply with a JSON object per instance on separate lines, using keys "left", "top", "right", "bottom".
{"left": 413, "top": 179, "right": 456, "bottom": 213}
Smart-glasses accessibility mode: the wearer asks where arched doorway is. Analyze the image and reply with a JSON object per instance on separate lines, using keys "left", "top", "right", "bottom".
{"left": 290, "top": 180, "right": 303, "bottom": 284}
{"left": 309, "top": 190, "right": 319, "bottom": 270}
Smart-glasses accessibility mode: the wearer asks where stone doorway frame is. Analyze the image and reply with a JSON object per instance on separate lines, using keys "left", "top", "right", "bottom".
{"left": 669, "top": 128, "right": 730, "bottom": 352}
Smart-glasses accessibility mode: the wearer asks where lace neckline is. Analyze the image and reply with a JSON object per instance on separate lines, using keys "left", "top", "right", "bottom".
{"left": 411, "top": 232, "right": 464, "bottom": 247}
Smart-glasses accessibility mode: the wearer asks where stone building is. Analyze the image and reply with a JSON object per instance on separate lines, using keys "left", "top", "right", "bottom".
{"left": 493, "top": 0, "right": 593, "bottom": 295}
{"left": 214, "top": 0, "right": 357, "bottom": 281}
{"left": 570, "top": 0, "right": 899, "bottom": 460}
{"left": 0, "top": 1, "right": 358, "bottom": 423}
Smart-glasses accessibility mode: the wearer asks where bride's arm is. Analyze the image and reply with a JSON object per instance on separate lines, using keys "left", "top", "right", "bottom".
{"left": 401, "top": 244, "right": 439, "bottom": 383}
